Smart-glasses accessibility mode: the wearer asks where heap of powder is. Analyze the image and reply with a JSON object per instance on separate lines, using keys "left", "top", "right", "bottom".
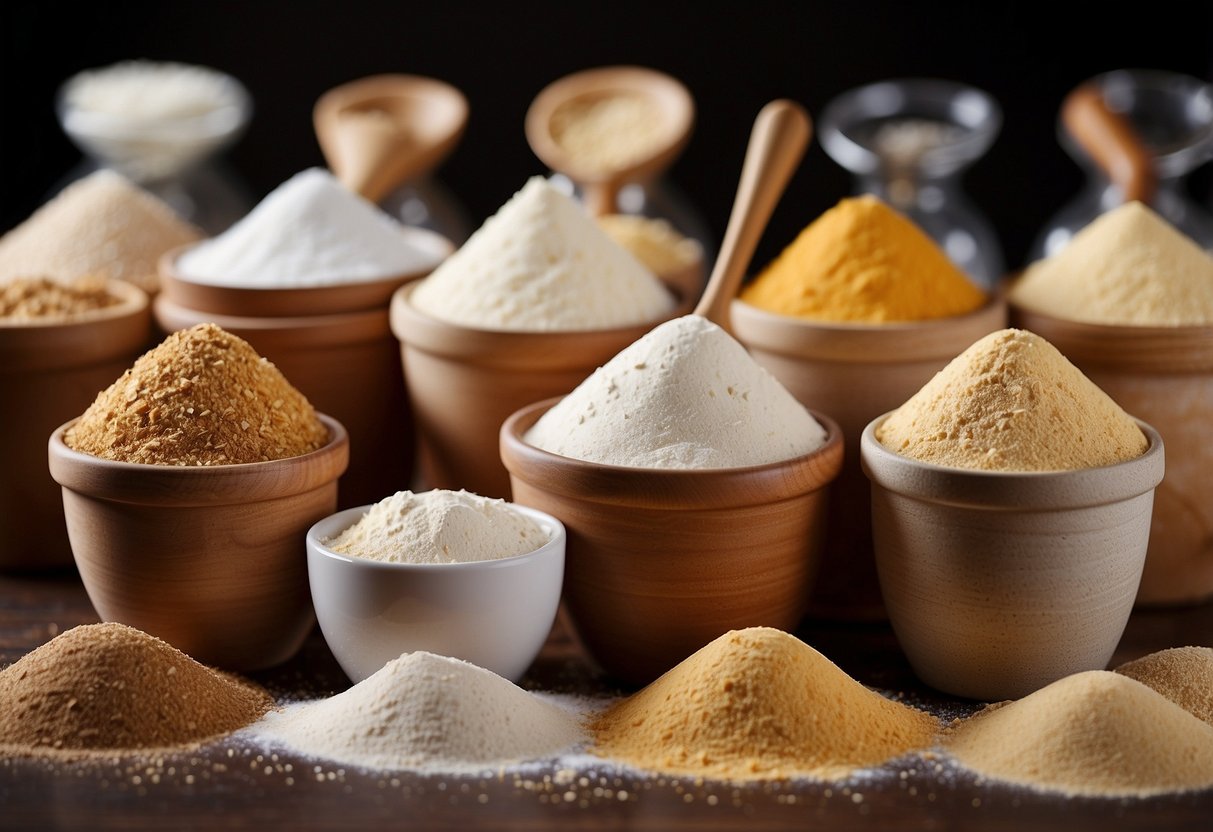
{"left": 596, "top": 214, "right": 703, "bottom": 277}
{"left": 945, "top": 671, "right": 1213, "bottom": 797}
{"left": 0, "top": 276, "right": 122, "bottom": 322}
{"left": 549, "top": 93, "right": 667, "bottom": 173}
{"left": 1010, "top": 201, "right": 1213, "bottom": 326}
{"left": 0, "top": 170, "right": 202, "bottom": 293}
{"left": 63, "top": 60, "right": 239, "bottom": 123}
{"left": 176, "top": 168, "right": 439, "bottom": 286}
{"left": 0, "top": 623, "right": 273, "bottom": 757}
{"left": 1115, "top": 647, "right": 1213, "bottom": 727}
{"left": 410, "top": 177, "right": 674, "bottom": 331}
{"left": 525, "top": 315, "right": 826, "bottom": 469}
{"left": 740, "top": 195, "right": 986, "bottom": 322}
{"left": 591, "top": 627, "right": 939, "bottom": 781}
{"left": 876, "top": 329, "right": 1147, "bottom": 471}
{"left": 323, "top": 489, "right": 550, "bottom": 564}
{"left": 253, "top": 651, "right": 585, "bottom": 772}
{"left": 65, "top": 323, "right": 328, "bottom": 465}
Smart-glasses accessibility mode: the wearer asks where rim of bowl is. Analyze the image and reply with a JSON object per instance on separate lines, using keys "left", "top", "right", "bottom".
{"left": 859, "top": 412, "right": 1165, "bottom": 510}
{"left": 499, "top": 396, "right": 845, "bottom": 508}
{"left": 306, "top": 502, "right": 567, "bottom": 572}
{"left": 0, "top": 277, "right": 148, "bottom": 329}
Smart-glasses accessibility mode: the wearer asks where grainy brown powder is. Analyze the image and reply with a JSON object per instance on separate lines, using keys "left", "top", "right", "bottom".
{"left": 0, "top": 276, "right": 123, "bottom": 321}
{"left": 65, "top": 323, "right": 328, "bottom": 465}
{"left": 1116, "top": 647, "right": 1213, "bottom": 727}
{"left": 0, "top": 623, "right": 273, "bottom": 757}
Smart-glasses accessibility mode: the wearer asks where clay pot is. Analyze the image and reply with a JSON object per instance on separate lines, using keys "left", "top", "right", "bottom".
{"left": 48, "top": 414, "right": 349, "bottom": 671}
{"left": 0, "top": 280, "right": 150, "bottom": 571}
{"left": 153, "top": 295, "right": 413, "bottom": 509}
{"left": 391, "top": 281, "right": 691, "bottom": 499}
{"left": 861, "top": 414, "right": 1164, "bottom": 701}
{"left": 500, "top": 397, "right": 844, "bottom": 687}
{"left": 1012, "top": 306, "right": 1213, "bottom": 606}
{"left": 730, "top": 293, "right": 1007, "bottom": 619}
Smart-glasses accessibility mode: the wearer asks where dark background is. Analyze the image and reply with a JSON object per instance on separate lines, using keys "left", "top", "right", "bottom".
{"left": 3, "top": 1, "right": 1212, "bottom": 271}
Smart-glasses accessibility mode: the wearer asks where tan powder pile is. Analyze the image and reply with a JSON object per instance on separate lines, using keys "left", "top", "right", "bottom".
{"left": 0, "top": 623, "right": 273, "bottom": 757}
{"left": 0, "top": 170, "right": 202, "bottom": 293}
{"left": 596, "top": 214, "right": 703, "bottom": 277}
{"left": 549, "top": 92, "right": 667, "bottom": 172}
{"left": 876, "top": 329, "right": 1147, "bottom": 471}
{"left": 1010, "top": 201, "right": 1213, "bottom": 326}
{"left": 65, "top": 323, "right": 328, "bottom": 465}
{"left": 0, "top": 275, "right": 123, "bottom": 321}
{"left": 1115, "top": 647, "right": 1213, "bottom": 727}
{"left": 945, "top": 671, "right": 1213, "bottom": 797}
{"left": 590, "top": 627, "right": 939, "bottom": 782}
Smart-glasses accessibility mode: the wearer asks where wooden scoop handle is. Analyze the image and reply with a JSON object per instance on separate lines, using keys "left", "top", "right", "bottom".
{"left": 693, "top": 99, "right": 812, "bottom": 334}
{"left": 1062, "top": 83, "right": 1156, "bottom": 205}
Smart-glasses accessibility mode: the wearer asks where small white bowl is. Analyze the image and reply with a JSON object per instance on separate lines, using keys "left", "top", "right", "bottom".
{"left": 306, "top": 504, "right": 566, "bottom": 683}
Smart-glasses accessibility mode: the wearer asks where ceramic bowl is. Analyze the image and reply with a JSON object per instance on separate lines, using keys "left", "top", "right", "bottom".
{"left": 390, "top": 280, "right": 691, "bottom": 499}
{"left": 860, "top": 413, "right": 1165, "bottom": 701}
{"left": 1012, "top": 304, "right": 1213, "bottom": 606}
{"left": 500, "top": 397, "right": 844, "bottom": 687}
{"left": 0, "top": 279, "right": 151, "bottom": 571}
{"left": 48, "top": 414, "right": 349, "bottom": 671}
{"left": 307, "top": 503, "right": 566, "bottom": 683}
{"left": 731, "top": 292, "right": 1007, "bottom": 619}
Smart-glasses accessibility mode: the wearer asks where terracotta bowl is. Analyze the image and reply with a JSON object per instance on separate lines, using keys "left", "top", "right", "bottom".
{"left": 390, "top": 281, "right": 691, "bottom": 499}
{"left": 1012, "top": 304, "right": 1213, "bottom": 606}
{"left": 861, "top": 414, "right": 1164, "bottom": 701}
{"left": 154, "top": 294, "right": 413, "bottom": 509}
{"left": 730, "top": 293, "right": 1007, "bottom": 620}
{"left": 500, "top": 397, "right": 844, "bottom": 687}
{"left": 48, "top": 414, "right": 349, "bottom": 671}
{"left": 157, "top": 227, "right": 453, "bottom": 317}
{"left": 0, "top": 280, "right": 150, "bottom": 571}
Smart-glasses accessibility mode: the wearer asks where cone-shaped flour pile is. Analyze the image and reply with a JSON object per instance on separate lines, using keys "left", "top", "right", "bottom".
{"left": 876, "top": 328, "right": 1146, "bottom": 471}
{"left": 1116, "top": 647, "right": 1213, "bottom": 727}
{"left": 590, "top": 627, "right": 939, "bottom": 781}
{"left": 945, "top": 671, "right": 1213, "bottom": 797}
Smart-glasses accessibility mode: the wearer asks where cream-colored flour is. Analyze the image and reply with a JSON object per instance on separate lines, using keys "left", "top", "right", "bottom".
{"left": 876, "top": 329, "right": 1147, "bottom": 471}
{"left": 410, "top": 177, "right": 674, "bottom": 331}
{"left": 322, "top": 489, "right": 550, "bottom": 564}
{"left": 1010, "top": 201, "right": 1213, "bottom": 326}
{"left": 525, "top": 315, "right": 826, "bottom": 469}
{"left": 1115, "top": 647, "right": 1213, "bottom": 727}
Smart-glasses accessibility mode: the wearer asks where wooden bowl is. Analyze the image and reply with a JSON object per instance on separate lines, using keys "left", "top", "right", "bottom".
{"left": 153, "top": 294, "right": 413, "bottom": 510}
{"left": 499, "top": 398, "right": 844, "bottom": 687}
{"left": 861, "top": 414, "right": 1164, "bottom": 701}
{"left": 48, "top": 414, "right": 349, "bottom": 671}
{"left": 730, "top": 293, "right": 1007, "bottom": 620}
{"left": 1011, "top": 304, "right": 1213, "bottom": 606}
{"left": 0, "top": 280, "right": 150, "bottom": 571}
{"left": 389, "top": 281, "right": 691, "bottom": 499}
{"left": 157, "top": 228, "right": 453, "bottom": 318}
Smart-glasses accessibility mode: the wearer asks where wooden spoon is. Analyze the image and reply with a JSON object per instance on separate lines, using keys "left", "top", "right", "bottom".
{"left": 692, "top": 100, "right": 812, "bottom": 336}
{"left": 314, "top": 74, "right": 468, "bottom": 203}
{"left": 525, "top": 66, "right": 695, "bottom": 217}
{"left": 1062, "top": 82, "right": 1156, "bottom": 205}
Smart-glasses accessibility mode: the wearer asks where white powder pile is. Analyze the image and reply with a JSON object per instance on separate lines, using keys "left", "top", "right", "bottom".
{"left": 176, "top": 168, "right": 440, "bottom": 286}
{"left": 63, "top": 60, "right": 240, "bottom": 123}
{"left": 253, "top": 651, "right": 586, "bottom": 773}
{"left": 410, "top": 177, "right": 675, "bottom": 331}
{"left": 322, "top": 489, "right": 551, "bottom": 564}
{"left": 525, "top": 315, "right": 827, "bottom": 469}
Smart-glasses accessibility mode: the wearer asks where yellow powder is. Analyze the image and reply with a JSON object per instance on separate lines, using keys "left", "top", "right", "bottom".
{"left": 549, "top": 92, "right": 667, "bottom": 173}
{"left": 945, "top": 671, "right": 1213, "bottom": 797}
{"left": 876, "top": 329, "right": 1147, "bottom": 471}
{"left": 0, "top": 170, "right": 201, "bottom": 293}
{"left": 0, "top": 275, "right": 123, "bottom": 321}
{"left": 740, "top": 195, "right": 986, "bottom": 323}
{"left": 1115, "top": 647, "right": 1213, "bottom": 727}
{"left": 65, "top": 323, "right": 328, "bottom": 465}
{"left": 596, "top": 214, "right": 702, "bottom": 276}
{"left": 590, "top": 627, "right": 939, "bottom": 782}
{"left": 1011, "top": 201, "right": 1213, "bottom": 326}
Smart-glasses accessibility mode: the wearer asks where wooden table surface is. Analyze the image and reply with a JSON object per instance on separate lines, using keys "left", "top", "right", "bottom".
{"left": 1, "top": 570, "right": 1210, "bottom": 831}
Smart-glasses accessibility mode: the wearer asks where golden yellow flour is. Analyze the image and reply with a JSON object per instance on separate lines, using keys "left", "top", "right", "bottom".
{"left": 876, "top": 329, "right": 1147, "bottom": 471}
{"left": 740, "top": 195, "right": 986, "bottom": 322}
{"left": 1011, "top": 201, "right": 1213, "bottom": 326}
{"left": 590, "top": 627, "right": 938, "bottom": 782}
{"left": 1116, "top": 647, "right": 1213, "bottom": 727}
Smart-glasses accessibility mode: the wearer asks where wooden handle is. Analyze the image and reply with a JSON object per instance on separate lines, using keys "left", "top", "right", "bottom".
{"left": 583, "top": 181, "right": 621, "bottom": 218}
{"left": 693, "top": 100, "right": 812, "bottom": 334}
{"left": 1062, "top": 83, "right": 1156, "bottom": 205}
